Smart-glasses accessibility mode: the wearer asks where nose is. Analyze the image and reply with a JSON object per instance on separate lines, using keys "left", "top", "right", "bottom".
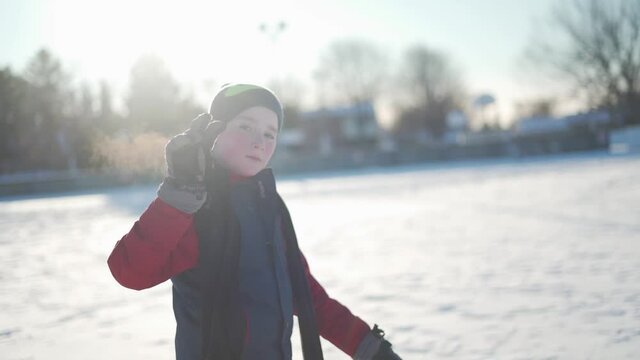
{"left": 251, "top": 132, "right": 265, "bottom": 149}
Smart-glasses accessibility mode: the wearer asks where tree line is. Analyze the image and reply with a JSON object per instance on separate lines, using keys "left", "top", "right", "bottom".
{"left": 0, "top": 41, "right": 467, "bottom": 176}
{"left": 0, "top": 50, "right": 204, "bottom": 175}
{"left": 1, "top": 0, "right": 638, "bottom": 175}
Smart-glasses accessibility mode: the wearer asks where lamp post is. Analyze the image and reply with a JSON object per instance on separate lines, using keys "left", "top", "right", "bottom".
{"left": 258, "top": 21, "right": 287, "bottom": 89}
{"left": 259, "top": 21, "right": 287, "bottom": 44}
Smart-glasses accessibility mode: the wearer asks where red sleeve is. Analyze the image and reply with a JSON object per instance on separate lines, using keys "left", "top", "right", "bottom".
{"left": 299, "top": 252, "right": 370, "bottom": 357}
{"left": 107, "top": 197, "right": 199, "bottom": 290}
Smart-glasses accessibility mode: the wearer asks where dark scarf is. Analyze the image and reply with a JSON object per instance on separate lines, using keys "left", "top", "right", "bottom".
{"left": 194, "top": 166, "right": 324, "bottom": 360}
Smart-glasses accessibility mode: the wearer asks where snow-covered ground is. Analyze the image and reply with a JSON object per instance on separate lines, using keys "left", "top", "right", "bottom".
{"left": 1, "top": 152, "right": 639, "bottom": 360}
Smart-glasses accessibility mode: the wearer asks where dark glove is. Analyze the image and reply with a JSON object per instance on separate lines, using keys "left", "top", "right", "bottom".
{"left": 354, "top": 324, "right": 402, "bottom": 360}
{"left": 157, "top": 113, "right": 226, "bottom": 213}
{"left": 372, "top": 340, "right": 401, "bottom": 360}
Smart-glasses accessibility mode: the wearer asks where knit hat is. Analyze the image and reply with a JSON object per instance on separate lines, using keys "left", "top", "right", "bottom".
{"left": 209, "top": 83, "right": 284, "bottom": 131}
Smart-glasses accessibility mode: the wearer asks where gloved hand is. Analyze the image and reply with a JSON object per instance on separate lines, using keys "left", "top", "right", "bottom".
{"left": 372, "top": 339, "right": 401, "bottom": 360}
{"left": 354, "top": 325, "right": 402, "bottom": 360}
{"left": 157, "top": 113, "right": 226, "bottom": 213}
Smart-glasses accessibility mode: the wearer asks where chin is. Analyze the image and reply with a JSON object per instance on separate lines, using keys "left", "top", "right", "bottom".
{"left": 234, "top": 165, "right": 264, "bottom": 178}
{"left": 219, "top": 158, "right": 264, "bottom": 178}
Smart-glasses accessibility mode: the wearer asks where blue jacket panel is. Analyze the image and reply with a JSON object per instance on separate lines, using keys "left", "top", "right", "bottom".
{"left": 232, "top": 174, "right": 294, "bottom": 360}
{"left": 171, "top": 170, "right": 294, "bottom": 360}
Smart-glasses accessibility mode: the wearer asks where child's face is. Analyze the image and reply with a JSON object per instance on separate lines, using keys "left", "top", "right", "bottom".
{"left": 212, "top": 106, "right": 278, "bottom": 177}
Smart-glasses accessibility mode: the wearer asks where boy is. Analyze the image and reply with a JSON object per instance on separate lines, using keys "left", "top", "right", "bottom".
{"left": 107, "top": 83, "right": 402, "bottom": 360}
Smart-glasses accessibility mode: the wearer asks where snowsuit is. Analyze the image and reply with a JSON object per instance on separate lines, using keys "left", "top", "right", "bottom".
{"left": 107, "top": 169, "right": 370, "bottom": 360}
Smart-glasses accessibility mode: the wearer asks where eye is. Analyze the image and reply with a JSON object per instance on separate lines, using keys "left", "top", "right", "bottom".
{"left": 239, "top": 124, "right": 252, "bottom": 131}
{"left": 264, "top": 132, "right": 276, "bottom": 140}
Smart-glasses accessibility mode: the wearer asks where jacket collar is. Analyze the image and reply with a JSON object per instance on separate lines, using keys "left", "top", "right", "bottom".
{"left": 231, "top": 168, "right": 276, "bottom": 199}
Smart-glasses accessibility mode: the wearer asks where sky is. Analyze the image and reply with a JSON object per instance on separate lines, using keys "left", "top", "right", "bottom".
{"left": 0, "top": 0, "right": 567, "bottom": 126}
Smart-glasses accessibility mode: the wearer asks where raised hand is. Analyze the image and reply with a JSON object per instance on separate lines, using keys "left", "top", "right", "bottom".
{"left": 158, "top": 113, "right": 226, "bottom": 213}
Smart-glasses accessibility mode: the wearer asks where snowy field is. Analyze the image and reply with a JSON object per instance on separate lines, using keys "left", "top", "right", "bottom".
{"left": 1, "top": 152, "right": 639, "bottom": 360}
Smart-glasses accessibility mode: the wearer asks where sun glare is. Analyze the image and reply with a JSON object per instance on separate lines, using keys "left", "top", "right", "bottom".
{"left": 49, "top": 0, "right": 293, "bottom": 88}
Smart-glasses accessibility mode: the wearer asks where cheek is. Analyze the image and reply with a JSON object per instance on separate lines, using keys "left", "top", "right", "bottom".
{"left": 213, "top": 132, "right": 251, "bottom": 161}
{"left": 264, "top": 141, "right": 276, "bottom": 159}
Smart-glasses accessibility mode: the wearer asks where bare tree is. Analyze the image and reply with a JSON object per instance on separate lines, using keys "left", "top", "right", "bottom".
{"left": 314, "top": 39, "right": 387, "bottom": 106}
{"left": 0, "top": 67, "right": 29, "bottom": 172}
{"left": 395, "top": 45, "right": 465, "bottom": 139}
{"left": 527, "top": 0, "right": 640, "bottom": 126}
{"left": 23, "top": 49, "right": 72, "bottom": 127}
{"left": 126, "top": 54, "right": 202, "bottom": 135}
{"left": 267, "top": 76, "right": 305, "bottom": 130}
{"left": 22, "top": 49, "right": 82, "bottom": 170}
{"left": 402, "top": 46, "right": 462, "bottom": 108}
{"left": 515, "top": 98, "right": 557, "bottom": 119}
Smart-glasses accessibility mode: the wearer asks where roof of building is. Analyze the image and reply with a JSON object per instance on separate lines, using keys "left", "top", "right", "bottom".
{"left": 301, "top": 102, "right": 375, "bottom": 121}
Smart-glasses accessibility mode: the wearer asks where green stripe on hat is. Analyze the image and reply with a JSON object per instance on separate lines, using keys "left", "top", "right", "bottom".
{"left": 222, "top": 84, "right": 264, "bottom": 97}
{"left": 209, "top": 83, "right": 284, "bottom": 131}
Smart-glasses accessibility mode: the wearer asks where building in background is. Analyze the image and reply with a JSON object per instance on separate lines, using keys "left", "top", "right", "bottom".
{"left": 299, "top": 102, "right": 380, "bottom": 156}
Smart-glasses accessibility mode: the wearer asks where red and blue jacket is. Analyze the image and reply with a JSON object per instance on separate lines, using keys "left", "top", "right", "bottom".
{"left": 107, "top": 170, "right": 370, "bottom": 359}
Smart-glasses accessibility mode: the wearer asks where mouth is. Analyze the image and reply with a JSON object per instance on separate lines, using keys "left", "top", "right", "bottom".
{"left": 246, "top": 155, "right": 262, "bottom": 162}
